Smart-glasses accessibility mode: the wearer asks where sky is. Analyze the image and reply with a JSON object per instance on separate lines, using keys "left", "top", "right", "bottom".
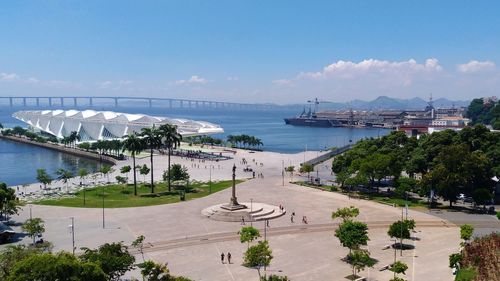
{"left": 0, "top": 0, "right": 499, "bottom": 104}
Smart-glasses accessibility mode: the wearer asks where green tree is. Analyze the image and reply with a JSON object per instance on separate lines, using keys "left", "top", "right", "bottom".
{"left": 347, "top": 249, "right": 376, "bottom": 278}
{"left": 99, "top": 165, "right": 113, "bottom": 183}
{"left": 159, "top": 124, "right": 182, "bottom": 192}
{"left": 56, "top": 168, "right": 74, "bottom": 192}
{"left": 138, "top": 260, "right": 193, "bottom": 281}
{"left": 141, "top": 126, "right": 162, "bottom": 193}
{"left": 132, "top": 235, "right": 146, "bottom": 262}
{"left": 21, "top": 218, "right": 45, "bottom": 245}
{"left": 122, "top": 133, "right": 145, "bottom": 196}
{"left": 140, "top": 164, "right": 151, "bottom": 183}
{"left": 7, "top": 252, "right": 106, "bottom": 281}
{"left": 36, "top": 169, "right": 52, "bottom": 189}
{"left": 80, "top": 242, "right": 135, "bottom": 281}
{"left": 334, "top": 220, "right": 369, "bottom": 254}
{"left": 331, "top": 206, "right": 359, "bottom": 222}
{"left": 285, "top": 166, "right": 295, "bottom": 182}
{"left": 460, "top": 224, "right": 474, "bottom": 244}
{"left": 115, "top": 176, "right": 128, "bottom": 185}
{"left": 472, "top": 188, "right": 492, "bottom": 208}
{"left": 299, "top": 163, "right": 314, "bottom": 178}
{"left": 120, "top": 165, "right": 131, "bottom": 182}
{"left": 77, "top": 168, "right": 89, "bottom": 185}
{"left": 239, "top": 226, "right": 261, "bottom": 249}
{"left": 0, "top": 183, "right": 20, "bottom": 220}
{"left": 0, "top": 245, "right": 45, "bottom": 279}
{"left": 387, "top": 219, "right": 415, "bottom": 252}
{"left": 390, "top": 261, "right": 408, "bottom": 280}
{"left": 163, "top": 164, "right": 190, "bottom": 183}
{"left": 244, "top": 240, "right": 273, "bottom": 279}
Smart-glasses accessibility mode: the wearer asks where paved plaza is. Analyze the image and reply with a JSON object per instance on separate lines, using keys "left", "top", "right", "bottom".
{"left": 7, "top": 147, "right": 500, "bottom": 280}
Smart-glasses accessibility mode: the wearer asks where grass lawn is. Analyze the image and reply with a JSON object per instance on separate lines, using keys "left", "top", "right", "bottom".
{"left": 35, "top": 180, "right": 242, "bottom": 208}
{"left": 293, "top": 181, "right": 429, "bottom": 208}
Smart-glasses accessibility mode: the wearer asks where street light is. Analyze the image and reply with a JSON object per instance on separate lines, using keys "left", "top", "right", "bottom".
{"left": 209, "top": 165, "right": 212, "bottom": 194}
{"left": 69, "top": 217, "right": 75, "bottom": 255}
{"left": 102, "top": 185, "right": 105, "bottom": 229}
{"left": 250, "top": 198, "right": 253, "bottom": 226}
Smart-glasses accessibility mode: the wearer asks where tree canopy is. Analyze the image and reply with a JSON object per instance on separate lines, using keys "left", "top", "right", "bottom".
{"left": 79, "top": 242, "right": 135, "bottom": 281}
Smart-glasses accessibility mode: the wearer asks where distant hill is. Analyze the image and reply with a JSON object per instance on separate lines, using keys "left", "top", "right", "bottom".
{"left": 284, "top": 96, "right": 471, "bottom": 111}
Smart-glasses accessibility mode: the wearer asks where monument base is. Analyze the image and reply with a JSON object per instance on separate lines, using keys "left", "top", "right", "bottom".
{"left": 202, "top": 202, "right": 287, "bottom": 222}
{"left": 221, "top": 203, "right": 247, "bottom": 211}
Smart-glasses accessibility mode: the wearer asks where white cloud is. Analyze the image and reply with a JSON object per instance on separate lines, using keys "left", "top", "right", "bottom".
{"left": 98, "top": 81, "right": 113, "bottom": 88}
{"left": 297, "top": 58, "right": 442, "bottom": 80}
{"left": 174, "top": 75, "right": 209, "bottom": 85}
{"left": 227, "top": 76, "right": 239, "bottom": 81}
{"left": 27, "top": 77, "right": 40, "bottom": 83}
{"left": 457, "top": 60, "right": 496, "bottom": 73}
{"left": 1, "top": 72, "right": 20, "bottom": 81}
{"left": 272, "top": 79, "right": 293, "bottom": 86}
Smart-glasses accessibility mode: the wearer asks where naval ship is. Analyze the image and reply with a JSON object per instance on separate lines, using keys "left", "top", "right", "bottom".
{"left": 284, "top": 98, "right": 343, "bottom": 127}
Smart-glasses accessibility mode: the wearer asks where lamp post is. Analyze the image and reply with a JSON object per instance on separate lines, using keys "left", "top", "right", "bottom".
{"left": 70, "top": 217, "right": 75, "bottom": 255}
{"left": 392, "top": 238, "right": 397, "bottom": 279}
{"left": 264, "top": 219, "right": 267, "bottom": 241}
{"left": 102, "top": 185, "right": 105, "bottom": 229}
{"left": 209, "top": 165, "right": 212, "bottom": 194}
{"left": 29, "top": 204, "right": 32, "bottom": 220}
{"left": 282, "top": 160, "right": 284, "bottom": 186}
{"left": 250, "top": 198, "right": 253, "bottom": 226}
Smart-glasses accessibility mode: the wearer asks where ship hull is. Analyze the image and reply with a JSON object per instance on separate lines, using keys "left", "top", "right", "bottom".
{"left": 284, "top": 117, "right": 339, "bottom": 127}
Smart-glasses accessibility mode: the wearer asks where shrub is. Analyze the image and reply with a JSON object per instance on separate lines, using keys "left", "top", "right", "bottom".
{"left": 496, "top": 211, "right": 500, "bottom": 220}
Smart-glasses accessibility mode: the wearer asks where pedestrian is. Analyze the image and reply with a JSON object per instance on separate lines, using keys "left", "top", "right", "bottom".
{"left": 221, "top": 252, "right": 225, "bottom": 264}
{"left": 227, "top": 252, "right": 231, "bottom": 264}
{"left": 292, "top": 211, "right": 295, "bottom": 216}
{"left": 290, "top": 214, "right": 294, "bottom": 223}
{"left": 241, "top": 217, "right": 246, "bottom": 225}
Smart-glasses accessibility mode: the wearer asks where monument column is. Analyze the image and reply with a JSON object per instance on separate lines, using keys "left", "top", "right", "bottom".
{"left": 221, "top": 164, "right": 246, "bottom": 211}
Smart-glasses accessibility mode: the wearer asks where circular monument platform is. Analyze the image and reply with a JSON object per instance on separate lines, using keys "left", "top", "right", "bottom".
{"left": 202, "top": 202, "right": 286, "bottom": 222}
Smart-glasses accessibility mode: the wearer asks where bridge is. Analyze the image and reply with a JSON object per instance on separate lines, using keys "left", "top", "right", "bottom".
{"left": 302, "top": 144, "right": 353, "bottom": 166}
{"left": 0, "top": 96, "right": 276, "bottom": 110}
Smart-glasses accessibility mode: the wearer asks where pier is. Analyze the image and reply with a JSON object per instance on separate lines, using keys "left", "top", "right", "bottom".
{"left": 0, "top": 96, "right": 276, "bottom": 110}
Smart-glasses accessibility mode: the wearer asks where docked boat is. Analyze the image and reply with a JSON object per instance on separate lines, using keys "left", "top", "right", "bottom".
{"left": 284, "top": 107, "right": 342, "bottom": 127}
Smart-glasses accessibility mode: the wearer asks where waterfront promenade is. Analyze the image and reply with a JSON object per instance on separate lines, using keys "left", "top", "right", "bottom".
{"left": 4, "top": 146, "right": 478, "bottom": 280}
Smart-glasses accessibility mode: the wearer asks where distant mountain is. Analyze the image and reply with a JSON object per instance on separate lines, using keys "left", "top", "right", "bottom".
{"left": 285, "top": 96, "right": 471, "bottom": 111}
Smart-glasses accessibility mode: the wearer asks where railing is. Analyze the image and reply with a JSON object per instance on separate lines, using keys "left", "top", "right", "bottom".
{"left": 303, "top": 144, "right": 353, "bottom": 166}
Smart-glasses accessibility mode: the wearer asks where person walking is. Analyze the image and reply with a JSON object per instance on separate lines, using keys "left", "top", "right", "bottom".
{"left": 221, "top": 252, "right": 225, "bottom": 264}
{"left": 290, "top": 214, "right": 294, "bottom": 223}
{"left": 227, "top": 252, "right": 232, "bottom": 264}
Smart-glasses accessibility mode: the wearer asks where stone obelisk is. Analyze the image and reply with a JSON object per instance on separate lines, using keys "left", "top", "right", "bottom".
{"left": 221, "top": 164, "right": 247, "bottom": 211}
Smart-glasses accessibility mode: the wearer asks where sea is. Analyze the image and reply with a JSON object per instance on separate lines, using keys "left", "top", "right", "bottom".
{"left": 0, "top": 105, "right": 390, "bottom": 186}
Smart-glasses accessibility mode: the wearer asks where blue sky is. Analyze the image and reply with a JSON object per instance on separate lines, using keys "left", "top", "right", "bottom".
{"left": 1, "top": 1, "right": 499, "bottom": 103}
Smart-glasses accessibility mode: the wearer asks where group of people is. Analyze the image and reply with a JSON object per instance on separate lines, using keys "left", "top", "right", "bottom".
{"left": 289, "top": 211, "right": 308, "bottom": 224}
{"left": 220, "top": 252, "right": 232, "bottom": 264}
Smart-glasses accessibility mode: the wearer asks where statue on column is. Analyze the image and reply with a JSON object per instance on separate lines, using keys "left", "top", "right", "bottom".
{"left": 221, "top": 164, "right": 247, "bottom": 211}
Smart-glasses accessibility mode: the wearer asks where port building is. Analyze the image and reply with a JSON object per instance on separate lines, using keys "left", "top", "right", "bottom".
{"left": 13, "top": 109, "right": 224, "bottom": 142}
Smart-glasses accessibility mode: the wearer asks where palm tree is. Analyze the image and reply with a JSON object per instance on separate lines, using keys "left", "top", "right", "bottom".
{"left": 56, "top": 168, "right": 74, "bottom": 193}
{"left": 77, "top": 168, "right": 89, "bottom": 206}
{"left": 122, "top": 133, "right": 144, "bottom": 196}
{"left": 159, "top": 124, "right": 182, "bottom": 192}
{"left": 140, "top": 125, "right": 162, "bottom": 193}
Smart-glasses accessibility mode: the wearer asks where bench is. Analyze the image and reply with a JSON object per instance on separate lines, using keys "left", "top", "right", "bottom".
{"left": 379, "top": 264, "right": 391, "bottom": 271}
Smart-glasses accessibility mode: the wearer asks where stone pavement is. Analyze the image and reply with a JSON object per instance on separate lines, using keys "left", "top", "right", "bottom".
{"left": 5, "top": 148, "right": 488, "bottom": 280}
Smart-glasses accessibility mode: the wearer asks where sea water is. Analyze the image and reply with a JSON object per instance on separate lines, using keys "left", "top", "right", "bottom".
{"left": 0, "top": 105, "right": 389, "bottom": 185}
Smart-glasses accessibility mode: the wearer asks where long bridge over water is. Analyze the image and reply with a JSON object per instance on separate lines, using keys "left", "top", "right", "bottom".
{"left": 0, "top": 96, "right": 276, "bottom": 110}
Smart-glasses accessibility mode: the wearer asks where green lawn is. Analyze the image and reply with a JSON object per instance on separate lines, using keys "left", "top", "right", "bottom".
{"left": 35, "top": 180, "right": 242, "bottom": 208}
{"left": 294, "top": 181, "right": 429, "bottom": 208}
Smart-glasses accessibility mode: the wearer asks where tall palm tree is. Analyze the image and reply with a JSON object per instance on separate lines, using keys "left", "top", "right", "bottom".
{"left": 122, "top": 133, "right": 144, "bottom": 196}
{"left": 159, "top": 124, "right": 182, "bottom": 192}
{"left": 140, "top": 125, "right": 162, "bottom": 193}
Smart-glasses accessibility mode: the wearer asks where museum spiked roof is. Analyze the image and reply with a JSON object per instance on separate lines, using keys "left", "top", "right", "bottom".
{"left": 13, "top": 109, "right": 224, "bottom": 142}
